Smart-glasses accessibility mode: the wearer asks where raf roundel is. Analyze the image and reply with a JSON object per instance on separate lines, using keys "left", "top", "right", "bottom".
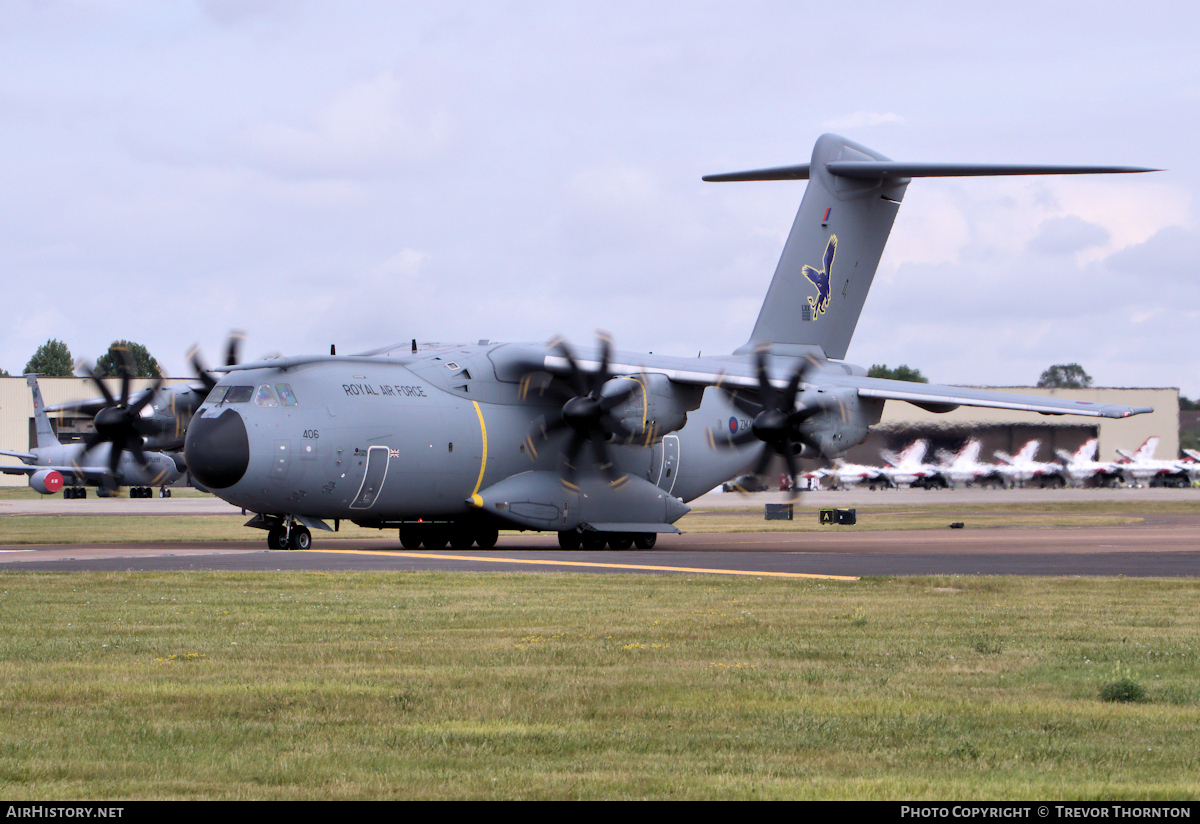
{"left": 728, "top": 416, "right": 738, "bottom": 435}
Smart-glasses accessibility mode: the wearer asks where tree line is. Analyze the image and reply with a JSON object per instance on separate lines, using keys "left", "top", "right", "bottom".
{"left": 2, "top": 339, "right": 161, "bottom": 378}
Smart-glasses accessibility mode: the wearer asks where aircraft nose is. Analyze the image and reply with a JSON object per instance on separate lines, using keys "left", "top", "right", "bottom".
{"left": 184, "top": 408, "right": 249, "bottom": 489}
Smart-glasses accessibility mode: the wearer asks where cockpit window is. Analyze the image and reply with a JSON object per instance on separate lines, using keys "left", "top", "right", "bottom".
{"left": 254, "top": 384, "right": 279, "bottom": 407}
{"left": 223, "top": 386, "right": 255, "bottom": 404}
{"left": 205, "top": 386, "right": 228, "bottom": 405}
{"left": 275, "top": 383, "right": 298, "bottom": 407}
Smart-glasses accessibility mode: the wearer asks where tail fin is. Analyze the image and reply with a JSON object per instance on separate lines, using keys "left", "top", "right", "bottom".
{"left": 959, "top": 439, "right": 982, "bottom": 466}
{"left": 883, "top": 439, "right": 927, "bottom": 468}
{"left": 1135, "top": 436, "right": 1159, "bottom": 460}
{"left": 714, "top": 134, "right": 907, "bottom": 360}
{"left": 995, "top": 440, "right": 1039, "bottom": 465}
{"left": 1015, "top": 440, "right": 1041, "bottom": 462}
{"left": 1074, "top": 438, "right": 1098, "bottom": 462}
{"left": 24, "top": 374, "right": 61, "bottom": 449}
{"left": 707, "top": 135, "right": 1157, "bottom": 360}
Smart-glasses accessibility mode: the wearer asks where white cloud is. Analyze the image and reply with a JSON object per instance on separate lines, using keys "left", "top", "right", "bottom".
{"left": 239, "top": 72, "right": 454, "bottom": 179}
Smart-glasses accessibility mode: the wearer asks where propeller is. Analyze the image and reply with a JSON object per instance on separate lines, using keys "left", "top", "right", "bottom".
{"left": 521, "top": 331, "right": 642, "bottom": 488}
{"left": 708, "top": 347, "right": 838, "bottom": 498}
{"left": 74, "top": 347, "right": 166, "bottom": 488}
{"left": 188, "top": 329, "right": 245, "bottom": 394}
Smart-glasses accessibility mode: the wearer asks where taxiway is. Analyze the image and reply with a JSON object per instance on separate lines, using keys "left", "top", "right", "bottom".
{"left": 1, "top": 488, "right": 1197, "bottom": 577}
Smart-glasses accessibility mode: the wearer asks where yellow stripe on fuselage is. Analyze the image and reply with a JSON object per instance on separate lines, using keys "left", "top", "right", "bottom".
{"left": 471, "top": 401, "right": 487, "bottom": 496}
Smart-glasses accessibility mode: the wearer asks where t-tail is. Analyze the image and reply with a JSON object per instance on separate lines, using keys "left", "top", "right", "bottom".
{"left": 706, "top": 134, "right": 1157, "bottom": 360}
{"left": 1057, "top": 438, "right": 1099, "bottom": 465}
{"left": 25, "top": 374, "right": 61, "bottom": 449}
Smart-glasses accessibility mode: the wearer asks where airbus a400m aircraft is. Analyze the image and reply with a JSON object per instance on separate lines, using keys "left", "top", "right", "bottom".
{"left": 183, "top": 134, "right": 1155, "bottom": 551}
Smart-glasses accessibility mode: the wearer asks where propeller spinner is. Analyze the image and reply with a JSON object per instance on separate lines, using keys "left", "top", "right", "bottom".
{"left": 521, "top": 331, "right": 642, "bottom": 488}
{"left": 708, "top": 348, "right": 839, "bottom": 497}
{"left": 74, "top": 347, "right": 165, "bottom": 486}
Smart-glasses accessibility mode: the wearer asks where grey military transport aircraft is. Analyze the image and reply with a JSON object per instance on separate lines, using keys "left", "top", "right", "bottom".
{"left": 182, "top": 133, "right": 1156, "bottom": 551}
{"left": 1, "top": 375, "right": 181, "bottom": 497}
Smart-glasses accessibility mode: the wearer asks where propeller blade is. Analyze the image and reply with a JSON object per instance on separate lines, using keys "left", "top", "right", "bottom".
{"left": 525, "top": 331, "right": 642, "bottom": 485}
{"left": 190, "top": 330, "right": 245, "bottom": 394}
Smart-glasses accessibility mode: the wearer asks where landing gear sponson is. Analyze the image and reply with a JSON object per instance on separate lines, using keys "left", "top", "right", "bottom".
{"left": 398, "top": 521, "right": 500, "bottom": 551}
{"left": 556, "top": 531, "right": 657, "bottom": 551}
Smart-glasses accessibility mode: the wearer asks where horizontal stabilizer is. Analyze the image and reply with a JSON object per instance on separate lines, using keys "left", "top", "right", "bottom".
{"left": 703, "top": 164, "right": 811, "bottom": 182}
{"left": 704, "top": 161, "right": 1157, "bottom": 183}
{"left": 826, "top": 161, "right": 1159, "bottom": 179}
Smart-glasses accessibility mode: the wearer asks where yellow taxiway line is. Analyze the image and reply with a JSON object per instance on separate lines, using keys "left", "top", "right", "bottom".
{"left": 307, "top": 548, "right": 858, "bottom": 580}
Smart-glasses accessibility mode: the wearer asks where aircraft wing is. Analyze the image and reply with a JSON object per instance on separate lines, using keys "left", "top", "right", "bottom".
{"left": 0, "top": 449, "right": 37, "bottom": 464}
{"left": 44, "top": 398, "right": 110, "bottom": 416}
{"left": 842, "top": 377, "right": 1153, "bottom": 419}
{"left": 549, "top": 350, "right": 1153, "bottom": 420}
{"left": 0, "top": 462, "right": 94, "bottom": 483}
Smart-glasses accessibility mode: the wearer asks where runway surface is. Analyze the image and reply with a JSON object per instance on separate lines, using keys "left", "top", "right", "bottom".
{"left": 2, "top": 487, "right": 1198, "bottom": 577}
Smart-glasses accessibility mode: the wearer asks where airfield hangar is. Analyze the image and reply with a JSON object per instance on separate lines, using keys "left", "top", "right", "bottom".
{"left": 0, "top": 377, "right": 1182, "bottom": 487}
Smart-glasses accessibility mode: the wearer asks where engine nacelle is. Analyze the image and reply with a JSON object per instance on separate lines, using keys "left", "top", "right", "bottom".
{"left": 608, "top": 374, "right": 704, "bottom": 442}
{"left": 30, "top": 469, "right": 65, "bottom": 495}
{"left": 796, "top": 388, "right": 884, "bottom": 459}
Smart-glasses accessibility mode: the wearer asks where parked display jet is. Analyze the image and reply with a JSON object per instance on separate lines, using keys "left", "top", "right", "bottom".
{"left": 933, "top": 439, "right": 1003, "bottom": 488}
{"left": 825, "top": 458, "right": 883, "bottom": 490}
{"left": 181, "top": 134, "right": 1155, "bottom": 550}
{"left": 994, "top": 440, "right": 1066, "bottom": 488}
{"left": 0, "top": 375, "right": 182, "bottom": 497}
{"left": 1055, "top": 438, "right": 1122, "bottom": 487}
{"left": 878, "top": 439, "right": 937, "bottom": 488}
{"left": 1116, "top": 437, "right": 1191, "bottom": 487}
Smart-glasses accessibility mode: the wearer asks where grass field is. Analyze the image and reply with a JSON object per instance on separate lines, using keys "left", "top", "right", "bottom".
{"left": 1, "top": 571, "right": 1198, "bottom": 799}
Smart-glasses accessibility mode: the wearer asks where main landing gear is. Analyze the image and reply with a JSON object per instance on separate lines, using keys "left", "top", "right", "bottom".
{"left": 557, "top": 531, "right": 657, "bottom": 551}
{"left": 128, "top": 486, "right": 171, "bottom": 498}
{"left": 267, "top": 522, "right": 311, "bottom": 550}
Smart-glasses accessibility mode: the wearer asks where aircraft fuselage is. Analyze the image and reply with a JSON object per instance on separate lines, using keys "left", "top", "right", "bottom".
{"left": 184, "top": 344, "right": 759, "bottom": 527}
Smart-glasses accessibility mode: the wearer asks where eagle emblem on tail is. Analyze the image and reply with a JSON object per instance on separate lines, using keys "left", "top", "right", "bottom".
{"left": 802, "top": 235, "right": 837, "bottom": 317}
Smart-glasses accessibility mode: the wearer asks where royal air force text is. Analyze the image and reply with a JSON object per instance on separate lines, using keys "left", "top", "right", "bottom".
{"left": 342, "top": 384, "right": 427, "bottom": 398}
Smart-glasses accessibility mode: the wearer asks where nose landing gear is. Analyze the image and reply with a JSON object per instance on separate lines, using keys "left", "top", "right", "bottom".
{"left": 267, "top": 520, "right": 312, "bottom": 550}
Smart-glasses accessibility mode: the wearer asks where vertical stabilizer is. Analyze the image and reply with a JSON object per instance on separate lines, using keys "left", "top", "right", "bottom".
{"left": 1135, "top": 436, "right": 1159, "bottom": 460}
{"left": 721, "top": 134, "right": 909, "bottom": 359}
{"left": 25, "top": 374, "right": 61, "bottom": 449}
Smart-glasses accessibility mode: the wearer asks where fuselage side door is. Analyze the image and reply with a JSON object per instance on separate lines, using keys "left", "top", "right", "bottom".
{"left": 652, "top": 434, "right": 681, "bottom": 496}
{"left": 350, "top": 445, "right": 391, "bottom": 510}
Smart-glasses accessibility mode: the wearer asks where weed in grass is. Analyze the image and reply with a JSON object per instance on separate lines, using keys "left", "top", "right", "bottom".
{"left": 971, "top": 634, "right": 1003, "bottom": 655}
{"left": 1100, "top": 678, "right": 1148, "bottom": 703}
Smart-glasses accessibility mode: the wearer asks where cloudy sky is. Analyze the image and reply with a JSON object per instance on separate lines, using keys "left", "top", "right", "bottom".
{"left": 2, "top": 1, "right": 1197, "bottom": 398}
